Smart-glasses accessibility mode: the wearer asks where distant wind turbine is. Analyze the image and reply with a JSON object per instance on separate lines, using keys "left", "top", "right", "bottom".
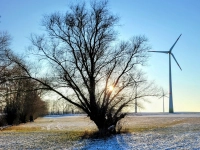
{"left": 159, "top": 88, "right": 168, "bottom": 113}
{"left": 149, "top": 34, "right": 182, "bottom": 113}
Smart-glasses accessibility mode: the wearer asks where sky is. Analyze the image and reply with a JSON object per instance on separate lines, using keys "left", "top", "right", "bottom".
{"left": 0, "top": 0, "right": 200, "bottom": 112}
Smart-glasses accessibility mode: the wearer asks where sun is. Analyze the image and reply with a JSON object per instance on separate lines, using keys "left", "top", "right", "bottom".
{"left": 109, "top": 86, "right": 114, "bottom": 91}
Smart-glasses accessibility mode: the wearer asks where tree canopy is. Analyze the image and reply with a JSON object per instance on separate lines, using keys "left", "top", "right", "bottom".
{"left": 10, "top": 1, "right": 159, "bottom": 135}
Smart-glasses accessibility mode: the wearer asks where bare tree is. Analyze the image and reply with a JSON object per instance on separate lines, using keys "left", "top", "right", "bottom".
{"left": 11, "top": 1, "right": 159, "bottom": 134}
{"left": 0, "top": 31, "right": 12, "bottom": 113}
{"left": 3, "top": 65, "right": 48, "bottom": 124}
{"left": 0, "top": 31, "right": 12, "bottom": 85}
{"left": 0, "top": 31, "right": 48, "bottom": 124}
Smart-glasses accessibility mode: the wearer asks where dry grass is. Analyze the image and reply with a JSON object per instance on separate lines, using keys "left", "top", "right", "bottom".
{"left": 120, "top": 117, "right": 200, "bottom": 133}
{"left": 3, "top": 126, "right": 42, "bottom": 132}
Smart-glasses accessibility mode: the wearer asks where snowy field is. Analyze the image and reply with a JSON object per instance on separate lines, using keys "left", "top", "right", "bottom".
{"left": 1, "top": 113, "right": 200, "bottom": 149}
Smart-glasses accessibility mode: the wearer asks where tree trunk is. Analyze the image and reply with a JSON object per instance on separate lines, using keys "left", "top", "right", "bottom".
{"left": 90, "top": 112, "right": 125, "bottom": 136}
{"left": 30, "top": 115, "right": 34, "bottom": 122}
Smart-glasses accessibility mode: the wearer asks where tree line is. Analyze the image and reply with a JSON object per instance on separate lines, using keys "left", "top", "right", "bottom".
{"left": 0, "top": 32, "right": 48, "bottom": 125}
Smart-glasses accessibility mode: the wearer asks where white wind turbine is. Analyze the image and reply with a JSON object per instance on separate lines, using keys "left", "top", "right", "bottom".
{"left": 149, "top": 34, "right": 182, "bottom": 113}
{"left": 159, "top": 88, "right": 168, "bottom": 113}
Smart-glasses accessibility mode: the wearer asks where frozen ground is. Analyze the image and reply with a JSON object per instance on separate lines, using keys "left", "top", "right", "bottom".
{"left": 0, "top": 112, "right": 200, "bottom": 149}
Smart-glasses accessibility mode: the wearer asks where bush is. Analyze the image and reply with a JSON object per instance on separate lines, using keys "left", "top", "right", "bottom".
{"left": 4, "top": 102, "right": 19, "bottom": 125}
{"left": 0, "top": 114, "right": 7, "bottom": 127}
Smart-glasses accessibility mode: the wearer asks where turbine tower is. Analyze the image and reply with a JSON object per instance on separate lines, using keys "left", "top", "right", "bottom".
{"left": 149, "top": 34, "right": 182, "bottom": 113}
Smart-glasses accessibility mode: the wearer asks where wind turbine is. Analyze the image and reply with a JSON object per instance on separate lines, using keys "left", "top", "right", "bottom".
{"left": 149, "top": 34, "right": 182, "bottom": 113}
{"left": 159, "top": 88, "right": 168, "bottom": 113}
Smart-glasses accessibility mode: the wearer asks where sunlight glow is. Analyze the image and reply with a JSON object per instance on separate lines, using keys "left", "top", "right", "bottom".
{"left": 109, "top": 85, "right": 114, "bottom": 91}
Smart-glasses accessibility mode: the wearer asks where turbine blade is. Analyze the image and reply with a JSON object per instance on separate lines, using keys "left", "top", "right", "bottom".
{"left": 148, "top": 51, "right": 168, "bottom": 54}
{"left": 171, "top": 53, "right": 182, "bottom": 70}
{"left": 169, "top": 34, "right": 182, "bottom": 52}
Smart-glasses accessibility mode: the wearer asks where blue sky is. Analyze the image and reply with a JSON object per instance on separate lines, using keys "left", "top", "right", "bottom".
{"left": 1, "top": 0, "right": 200, "bottom": 112}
